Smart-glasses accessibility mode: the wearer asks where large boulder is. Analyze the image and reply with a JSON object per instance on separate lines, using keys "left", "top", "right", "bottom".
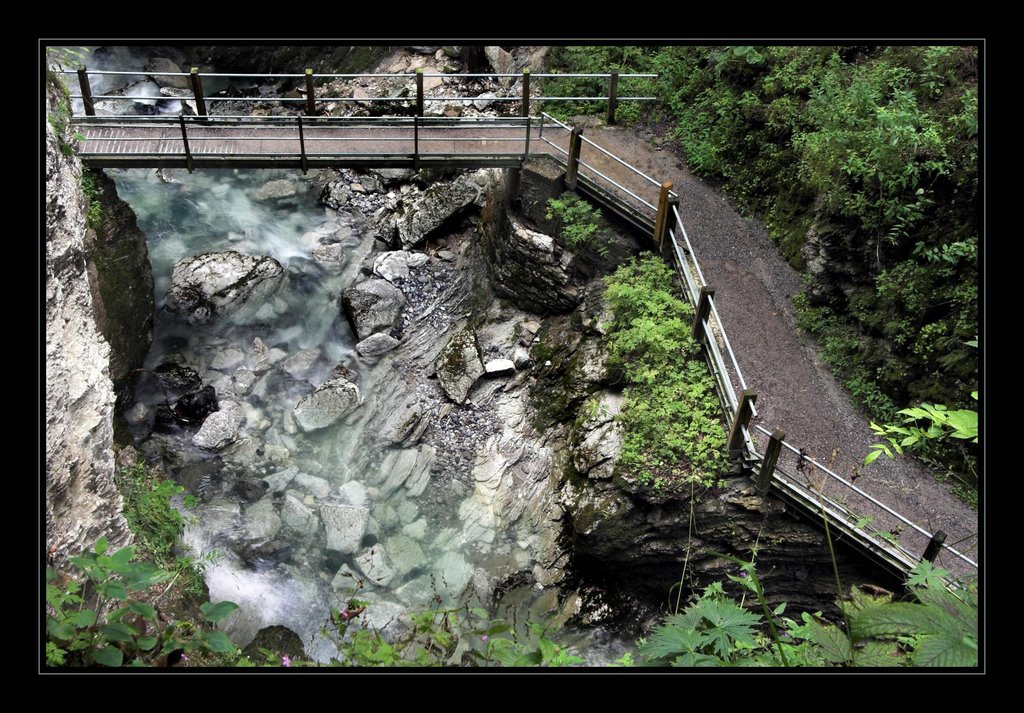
{"left": 484, "top": 46, "right": 515, "bottom": 87}
{"left": 292, "top": 377, "right": 361, "bottom": 432}
{"left": 145, "top": 58, "right": 190, "bottom": 89}
{"left": 340, "top": 278, "right": 406, "bottom": 340}
{"left": 320, "top": 483, "right": 370, "bottom": 554}
{"left": 165, "top": 251, "right": 283, "bottom": 325}
{"left": 435, "top": 329, "right": 485, "bottom": 404}
{"left": 482, "top": 215, "right": 579, "bottom": 313}
{"left": 355, "top": 332, "right": 401, "bottom": 357}
{"left": 393, "top": 170, "right": 492, "bottom": 249}
{"left": 192, "top": 403, "right": 244, "bottom": 450}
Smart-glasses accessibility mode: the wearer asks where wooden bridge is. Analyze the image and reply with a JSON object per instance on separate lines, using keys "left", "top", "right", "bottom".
{"left": 63, "top": 67, "right": 978, "bottom": 584}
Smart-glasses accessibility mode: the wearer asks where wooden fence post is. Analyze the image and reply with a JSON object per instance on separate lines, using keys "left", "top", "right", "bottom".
{"left": 922, "top": 530, "right": 947, "bottom": 563}
{"left": 416, "top": 68, "right": 424, "bottom": 117}
{"left": 565, "top": 126, "right": 583, "bottom": 190}
{"left": 179, "top": 115, "right": 194, "bottom": 173}
{"left": 606, "top": 68, "right": 619, "bottom": 125}
{"left": 756, "top": 430, "right": 786, "bottom": 494}
{"left": 305, "top": 69, "right": 316, "bottom": 115}
{"left": 190, "top": 68, "right": 207, "bottom": 117}
{"left": 297, "top": 115, "right": 308, "bottom": 174}
{"left": 653, "top": 180, "right": 673, "bottom": 248}
{"left": 522, "top": 68, "right": 530, "bottom": 117}
{"left": 728, "top": 389, "right": 757, "bottom": 454}
{"left": 692, "top": 286, "right": 715, "bottom": 340}
{"left": 77, "top": 66, "right": 95, "bottom": 116}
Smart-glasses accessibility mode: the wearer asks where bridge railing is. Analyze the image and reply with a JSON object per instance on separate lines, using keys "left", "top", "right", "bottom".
{"left": 61, "top": 67, "right": 657, "bottom": 123}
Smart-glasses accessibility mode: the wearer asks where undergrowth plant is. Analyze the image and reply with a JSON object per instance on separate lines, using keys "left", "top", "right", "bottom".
{"left": 603, "top": 254, "right": 728, "bottom": 490}
{"left": 546, "top": 192, "right": 612, "bottom": 257}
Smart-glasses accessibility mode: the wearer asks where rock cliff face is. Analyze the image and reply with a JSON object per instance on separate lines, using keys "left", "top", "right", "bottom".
{"left": 85, "top": 170, "right": 155, "bottom": 409}
{"left": 45, "top": 77, "right": 130, "bottom": 565}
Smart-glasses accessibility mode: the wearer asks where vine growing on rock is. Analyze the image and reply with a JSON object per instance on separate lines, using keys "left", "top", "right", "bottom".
{"left": 603, "top": 255, "right": 728, "bottom": 490}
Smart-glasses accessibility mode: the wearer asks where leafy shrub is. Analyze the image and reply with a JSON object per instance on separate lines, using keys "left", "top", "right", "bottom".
{"left": 546, "top": 192, "right": 611, "bottom": 257}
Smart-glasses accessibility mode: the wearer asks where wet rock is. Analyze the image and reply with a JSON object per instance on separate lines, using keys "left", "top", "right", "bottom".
{"left": 254, "top": 179, "right": 297, "bottom": 201}
{"left": 385, "top": 534, "right": 425, "bottom": 576}
{"left": 210, "top": 346, "right": 245, "bottom": 371}
{"left": 340, "top": 278, "right": 406, "bottom": 340}
{"left": 518, "top": 320, "right": 542, "bottom": 345}
{"left": 356, "top": 332, "right": 401, "bottom": 357}
{"left": 433, "top": 551, "right": 473, "bottom": 600}
{"left": 263, "top": 466, "right": 298, "bottom": 494}
{"left": 320, "top": 181, "right": 348, "bottom": 210}
{"left": 373, "top": 251, "right": 411, "bottom": 283}
{"left": 312, "top": 242, "right": 344, "bottom": 266}
{"left": 512, "top": 346, "right": 532, "bottom": 369}
{"left": 338, "top": 480, "right": 368, "bottom": 508}
{"left": 571, "top": 390, "right": 625, "bottom": 480}
{"left": 281, "top": 493, "right": 319, "bottom": 536}
{"left": 292, "top": 377, "right": 361, "bottom": 431}
{"left": 435, "top": 329, "right": 485, "bottom": 404}
{"left": 402, "top": 518, "right": 428, "bottom": 541}
{"left": 320, "top": 501, "right": 370, "bottom": 555}
{"left": 355, "top": 546, "right": 397, "bottom": 587}
{"left": 241, "top": 498, "right": 281, "bottom": 541}
{"left": 406, "top": 252, "right": 430, "bottom": 269}
{"left": 368, "top": 168, "right": 415, "bottom": 186}
{"left": 293, "top": 472, "right": 331, "bottom": 499}
{"left": 233, "top": 367, "right": 256, "bottom": 394}
{"left": 240, "top": 539, "right": 291, "bottom": 566}
{"left": 437, "top": 250, "right": 455, "bottom": 261}
{"left": 243, "top": 625, "right": 305, "bottom": 662}
{"left": 281, "top": 347, "right": 323, "bottom": 380}
{"left": 154, "top": 362, "right": 202, "bottom": 401}
{"left": 192, "top": 403, "right": 243, "bottom": 450}
{"left": 173, "top": 385, "right": 219, "bottom": 424}
{"left": 166, "top": 251, "right": 283, "bottom": 325}
{"left": 235, "top": 477, "right": 268, "bottom": 503}
{"left": 484, "top": 359, "right": 515, "bottom": 376}
{"left": 331, "top": 563, "right": 361, "bottom": 591}
{"left": 125, "top": 401, "right": 150, "bottom": 426}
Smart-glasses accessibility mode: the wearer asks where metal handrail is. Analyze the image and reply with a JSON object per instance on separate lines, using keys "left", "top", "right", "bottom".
{"left": 576, "top": 159, "right": 656, "bottom": 210}
{"left": 580, "top": 134, "right": 663, "bottom": 190}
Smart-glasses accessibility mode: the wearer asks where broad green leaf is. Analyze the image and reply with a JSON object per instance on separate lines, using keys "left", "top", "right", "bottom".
{"left": 47, "top": 618, "right": 74, "bottom": 641}
{"left": 852, "top": 641, "right": 902, "bottom": 667}
{"left": 98, "top": 580, "right": 127, "bottom": 600}
{"left": 773, "top": 602, "right": 787, "bottom": 616}
{"left": 100, "top": 622, "right": 138, "bottom": 643}
{"left": 864, "top": 449, "right": 883, "bottom": 465}
{"left": 74, "top": 610, "right": 97, "bottom": 628}
{"left": 201, "top": 600, "right": 240, "bottom": 623}
{"left": 912, "top": 633, "right": 977, "bottom": 667}
{"left": 123, "top": 563, "right": 173, "bottom": 590}
{"left": 906, "top": 561, "right": 950, "bottom": 589}
{"left": 639, "top": 615, "right": 705, "bottom": 661}
{"left": 110, "top": 546, "right": 135, "bottom": 568}
{"left": 805, "top": 618, "right": 852, "bottom": 663}
{"left": 107, "top": 606, "right": 130, "bottom": 623}
{"left": 539, "top": 638, "right": 555, "bottom": 663}
{"left": 136, "top": 636, "right": 158, "bottom": 651}
{"left": 198, "top": 630, "right": 236, "bottom": 653}
{"left": 92, "top": 645, "right": 123, "bottom": 667}
{"left": 128, "top": 601, "right": 157, "bottom": 621}
{"left": 94, "top": 536, "right": 108, "bottom": 555}
{"left": 851, "top": 602, "right": 945, "bottom": 640}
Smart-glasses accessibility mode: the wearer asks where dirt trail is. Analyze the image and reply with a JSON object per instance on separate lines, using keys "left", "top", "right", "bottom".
{"left": 569, "top": 117, "right": 979, "bottom": 579}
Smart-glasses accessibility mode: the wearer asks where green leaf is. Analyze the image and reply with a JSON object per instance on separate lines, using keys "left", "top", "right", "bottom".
{"left": 639, "top": 615, "right": 705, "bottom": 661}
{"left": 852, "top": 641, "right": 902, "bottom": 667}
{"left": 123, "top": 563, "right": 172, "bottom": 590}
{"left": 851, "top": 602, "right": 945, "bottom": 640}
{"left": 854, "top": 516, "right": 874, "bottom": 529}
{"left": 100, "top": 622, "right": 138, "bottom": 643}
{"left": 74, "top": 610, "right": 97, "bottom": 628}
{"left": 912, "top": 633, "right": 977, "bottom": 667}
{"left": 538, "top": 638, "right": 555, "bottom": 663}
{"left": 198, "top": 630, "right": 236, "bottom": 653}
{"left": 98, "top": 580, "right": 127, "bottom": 600}
{"left": 128, "top": 602, "right": 157, "bottom": 621}
{"left": 47, "top": 618, "right": 75, "bottom": 641}
{"left": 201, "top": 600, "right": 240, "bottom": 623}
{"left": 805, "top": 618, "right": 851, "bottom": 664}
{"left": 95, "top": 536, "right": 108, "bottom": 555}
{"left": 136, "top": 636, "right": 158, "bottom": 651}
{"left": 773, "top": 603, "right": 787, "bottom": 616}
{"left": 110, "top": 546, "right": 135, "bottom": 568}
{"left": 92, "top": 646, "right": 123, "bottom": 667}
{"left": 905, "top": 561, "right": 950, "bottom": 589}
{"left": 864, "top": 449, "right": 883, "bottom": 465}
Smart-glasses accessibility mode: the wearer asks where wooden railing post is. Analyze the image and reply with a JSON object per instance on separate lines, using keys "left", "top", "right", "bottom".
{"left": 692, "top": 286, "right": 715, "bottom": 340}
{"left": 77, "top": 65, "right": 95, "bottom": 116}
{"left": 922, "top": 530, "right": 947, "bottom": 563}
{"left": 728, "top": 390, "right": 757, "bottom": 455}
{"left": 565, "top": 126, "right": 583, "bottom": 190}
{"left": 190, "top": 67, "right": 207, "bottom": 117}
{"left": 416, "top": 68, "right": 424, "bottom": 117}
{"left": 522, "top": 68, "right": 531, "bottom": 117}
{"left": 178, "top": 115, "right": 194, "bottom": 173}
{"left": 653, "top": 180, "right": 673, "bottom": 248}
{"left": 756, "top": 430, "right": 786, "bottom": 494}
{"left": 606, "top": 68, "right": 619, "bottom": 125}
{"left": 297, "top": 115, "right": 308, "bottom": 174}
{"left": 305, "top": 69, "right": 316, "bottom": 115}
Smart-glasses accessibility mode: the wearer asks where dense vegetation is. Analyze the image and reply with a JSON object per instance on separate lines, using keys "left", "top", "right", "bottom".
{"left": 603, "top": 255, "right": 728, "bottom": 490}
{"left": 545, "top": 45, "right": 979, "bottom": 484}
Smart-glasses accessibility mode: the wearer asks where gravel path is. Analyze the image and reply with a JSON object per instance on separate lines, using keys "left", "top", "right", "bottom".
{"left": 569, "top": 117, "right": 979, "bottom": 580}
